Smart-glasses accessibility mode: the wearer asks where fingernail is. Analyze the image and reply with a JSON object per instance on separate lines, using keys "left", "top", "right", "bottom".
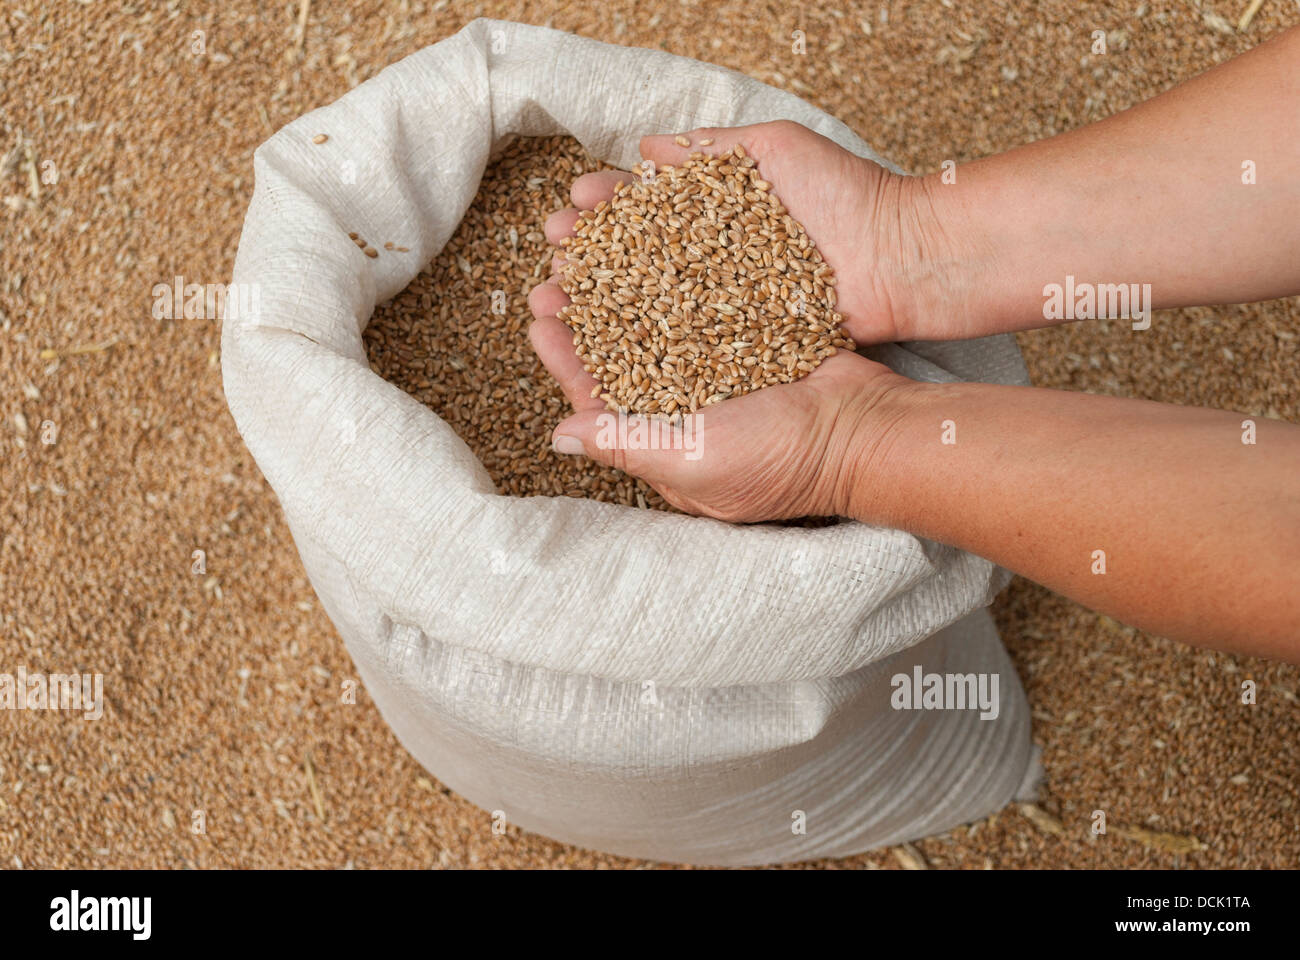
{"left": 552, "top": 434, "right": 585, "bottom": 456}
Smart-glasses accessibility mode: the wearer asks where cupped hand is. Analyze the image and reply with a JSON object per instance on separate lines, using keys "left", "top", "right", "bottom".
{"left": 539, "top": 119, "right": 923, "bottom": 347}
{"left": 526, "top": 121, "right": 931, "bottom": 523}
{"left": 527, "top": 301, "right": 908, "bottom": 523}
{"left": 526, "top": 120, "right": 946, "bottom": 523}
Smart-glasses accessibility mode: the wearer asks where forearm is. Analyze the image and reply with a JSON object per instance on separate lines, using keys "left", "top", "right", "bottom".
{"left": 849, "top": 381, "right": 1300, "bottom": 659}
{"left": 907, "top": 24, "right": 1300, "bottom": 338}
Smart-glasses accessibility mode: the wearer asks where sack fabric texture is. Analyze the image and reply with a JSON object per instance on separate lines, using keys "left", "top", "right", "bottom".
{"left": 222, "top": 18, "right": 1039, "bottom": 865}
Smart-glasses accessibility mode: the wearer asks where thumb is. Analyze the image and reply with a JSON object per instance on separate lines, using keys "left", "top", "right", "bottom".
{"left": 552, "top": 409, "right": 706, "bottom": 480}
{"left": 639, "top": 124, "right": 764, "bottom": 170}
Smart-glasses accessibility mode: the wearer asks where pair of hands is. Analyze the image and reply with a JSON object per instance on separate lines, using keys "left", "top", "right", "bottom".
{"left": 527, "top": 120, "right": 948, "bottom": 524}
{"left": 530, "top": 38, "right": 1300, "bottom": 655}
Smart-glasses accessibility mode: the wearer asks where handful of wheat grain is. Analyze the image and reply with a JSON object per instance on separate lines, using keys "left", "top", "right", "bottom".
{"left": 556, "top": 146, "right": 854, "bottom": 419}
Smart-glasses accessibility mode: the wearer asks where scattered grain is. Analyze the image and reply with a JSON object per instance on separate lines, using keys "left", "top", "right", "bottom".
{"left": 4, "top": 0, "right": 1297, "bottom": 874}
{"left": 892, "top": 843, "right": 929, "bottom": 870}
{"left": 304, "top": 752, "right": 326, "bottom": 822}
{"left": 1238, "top": 0, "right": 1266, "bottom": 32}
{"left": 1113, "top": 824, "right": 1206, "bottom": 855}
{"left": 1017, "top": 802, "right": 1064, "bottom": 836}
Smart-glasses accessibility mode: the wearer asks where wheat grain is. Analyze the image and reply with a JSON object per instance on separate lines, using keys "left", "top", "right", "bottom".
{"left": 364, "top": 136, "right": 669, "bottom": 510}
{"left": 554, "top": 148, "right": 853, "bottom": 418}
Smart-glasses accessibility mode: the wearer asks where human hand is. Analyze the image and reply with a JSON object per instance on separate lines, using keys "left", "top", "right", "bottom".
{"left": 527, "top": 120, "right": 935, "bottom": 522}
{"left": 536, "top": 119, "right": 953, "bottom": 347}
{"left": 527, "top": 307, "right": 912, "bottom": 522}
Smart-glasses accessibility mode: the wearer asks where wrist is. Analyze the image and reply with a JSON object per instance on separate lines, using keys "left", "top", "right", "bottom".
{"left": 830, "top": 371, "right": 942, "bottom": 526}
{"left": 875, "top": 168, "right": 1008, "bottom": 342}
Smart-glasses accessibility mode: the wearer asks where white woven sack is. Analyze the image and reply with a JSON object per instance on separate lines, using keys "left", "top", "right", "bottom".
{"left": 222, "top": 18, "right": 1039, "bottom": 865}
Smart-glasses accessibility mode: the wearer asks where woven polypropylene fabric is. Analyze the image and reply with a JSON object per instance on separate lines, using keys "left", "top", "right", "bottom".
{"left": 222, "top": 18, "right": 1035, "bottom": 864}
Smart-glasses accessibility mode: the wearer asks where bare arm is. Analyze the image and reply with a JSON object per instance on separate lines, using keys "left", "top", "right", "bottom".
{"left": 905, "top": 24, "right": 1300, "bottom": 339}
{"left": 847, "top": 381, "right": 1300, "bottom": 658}
{"left": 528, "top": 45, "right": 1300, "bottom": 661}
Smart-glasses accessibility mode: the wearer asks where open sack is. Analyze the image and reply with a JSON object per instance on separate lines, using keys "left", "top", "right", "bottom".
{"left": 222, "top": 18, "right": 1039, "bottom": 865}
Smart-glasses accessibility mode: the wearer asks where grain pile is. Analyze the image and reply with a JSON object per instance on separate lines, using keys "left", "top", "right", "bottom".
{"left": 363, "top": 135, "right": 668, "bottom": 510}
{"left": 556, "top": 147, "right": 853, "bottom": 417}
{"left": 3, "top": 0, "right": 1298, "bottom": 872}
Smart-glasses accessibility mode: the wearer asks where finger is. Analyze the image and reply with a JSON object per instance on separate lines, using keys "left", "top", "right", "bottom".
{"left": 551, "top": 407, "right": 632, "bottom": 467}
{"left": 526, "top": 279, "right": 568, "bottom": 320}
{"left": 527, "top": 315, "right": 606, "bottom": 414}
{"left": 551, "top": 407, "right": 704, "bottom": 481}
{"left": 801, "top": 345, "right": 879, "bottom": 380}
{"left": 571, "top": 170, "right": 634, "bottom": 210}
{"left": 639, "top": 124, "right": 764, "bottom": 169}
{"left": 543, "top": 207, "right": 581, "bottom": 245}
{"left": 550, "top": 349, "right": 876, "bottom": 471}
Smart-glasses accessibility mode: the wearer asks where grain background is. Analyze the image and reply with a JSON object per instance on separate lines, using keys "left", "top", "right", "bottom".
{"left": 2, "top": 0, "right": 1297, "bottom": 869}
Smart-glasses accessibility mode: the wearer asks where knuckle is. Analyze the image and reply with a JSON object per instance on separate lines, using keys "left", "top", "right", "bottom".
{"left": 764, "top": 118, "right": 801, "bottom": 139}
